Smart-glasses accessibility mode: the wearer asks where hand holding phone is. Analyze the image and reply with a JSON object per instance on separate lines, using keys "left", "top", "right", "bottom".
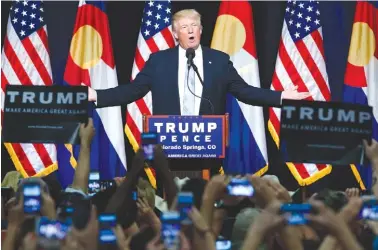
{"left": 226, "top": 178, "right": 254, "bottom": 197}
{"left": 359, "top": 196, "right": 378, "bottom": 220}
{"left": 88, "top": 171, "right": 100, "bottom": 196}
{"left": 280, "top": 203, "right": 313, "bottom": 225}
{"left": 36, "top": 217, "right": 69, "bottom": 240}
{"left": 216, "top": 239, "right": 232, "bottom": 250}
{"left": 177, "top": 192, "right": 193, "bottom": 225}
{"left": 161, "top": 211, "right": 181, "bottom": 249}
{"left": 23, "top": 184, "right": 42, "bottom": 214}
{"left": 141, "top": 132, "right": 158, "bottom": 161}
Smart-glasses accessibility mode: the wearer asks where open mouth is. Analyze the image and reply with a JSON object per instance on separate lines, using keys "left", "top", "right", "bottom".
{"left": 189, "top": 36, "right": 195, "bottom": 41}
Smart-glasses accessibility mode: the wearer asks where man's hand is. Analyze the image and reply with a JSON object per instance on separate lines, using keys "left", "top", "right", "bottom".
{"left": 88, "top": 87, "right": 97, "bottom": 102}
{"left": 203, "top": 175, "right": 230, "bottom": 201}
{"left": 364, "top": 139, "right": 378, "bottom": 163}
{"left": 80, "top": 118, "right": 95, "bottom": 147}
{"left": 248, "top": 200, "right": 286, "bottom": 234}
{"left": 281, "top": 85, "right": 311, "bottom": 100}
{"left": 188, "top": 207, "right": 212, "bottom": 234}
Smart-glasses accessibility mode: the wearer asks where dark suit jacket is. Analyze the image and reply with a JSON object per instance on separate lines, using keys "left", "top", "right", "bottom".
{"left": 96, "top": 46, "right": 282, "bottom": 114}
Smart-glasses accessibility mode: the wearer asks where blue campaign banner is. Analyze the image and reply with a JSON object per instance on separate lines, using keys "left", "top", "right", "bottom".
{"left": 145, "top": 115, "right": 226, "bottom": 158}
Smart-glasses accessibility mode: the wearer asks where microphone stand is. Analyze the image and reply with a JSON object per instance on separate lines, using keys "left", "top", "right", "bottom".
{"left": 187, "top": 61, "right": 215, "bottom": 114}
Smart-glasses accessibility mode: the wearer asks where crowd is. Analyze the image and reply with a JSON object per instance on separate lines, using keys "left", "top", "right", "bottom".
{"left": 1, "top": 118, "right": 378, "bottom": 250}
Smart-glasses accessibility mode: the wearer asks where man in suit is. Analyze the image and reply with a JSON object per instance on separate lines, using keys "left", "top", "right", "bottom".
{"left": 88, "top": 9, "right": 310, "bottom": 182}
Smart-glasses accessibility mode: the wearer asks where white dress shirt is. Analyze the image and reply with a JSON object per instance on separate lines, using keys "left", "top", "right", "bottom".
{"left": 178, "top": 45, "right": 204, "bottom": 115}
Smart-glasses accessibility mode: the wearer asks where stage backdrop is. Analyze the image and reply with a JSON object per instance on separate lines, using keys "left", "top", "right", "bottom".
{"left": 1, "top": 1, "right": 361, "bottom": 191}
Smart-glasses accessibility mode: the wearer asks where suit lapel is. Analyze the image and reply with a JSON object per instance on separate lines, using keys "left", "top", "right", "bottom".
{"left": 166, "top": 46, "right": 180, "bottom": 115}
{"left": 199, "top": 47, "right": 212, "bottom": 115}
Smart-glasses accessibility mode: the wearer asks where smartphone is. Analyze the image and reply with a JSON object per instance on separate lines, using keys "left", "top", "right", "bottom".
{"left": 359, "top": 197, "right": 378, "bottom": 220}
{"left": 141, "top": 132, "right": 158, "bottom": 161}
{"left": 280, "top": 203, "right": 312, "bottom": 225}
{"left": 88, "top": 172, "right": 100, "bottom": 196}
{"left": 36, "top": 217, "right": 69, "bottom": 240}
{"left": 99, "top": 214, "right": 117, "bottom": 244}
{"left": 132, "top": 191, "right": 138, "bottom": 201}
{"left": 161, "top": 211, "right": 181, "bottom": 249}
{"left": 23, "top": 184, "right": 42, "bottom": 214}
{"left": 177, "top": 192, "right": 193, "bottom": 225}
{"left": 216, "top": 239, "right": 232, "bottom": 250}
{"left": 226, "top": 179, "right": 254, "bottom": 196}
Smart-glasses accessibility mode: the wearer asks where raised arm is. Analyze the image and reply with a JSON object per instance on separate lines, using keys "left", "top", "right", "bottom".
{"left": 89, "top": 54, "right": 156, "bottom": 108}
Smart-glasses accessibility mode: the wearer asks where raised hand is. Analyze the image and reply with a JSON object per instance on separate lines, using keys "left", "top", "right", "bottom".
{"left": 114, "top": 225, "right": 132, "bottom": 250}
{"left": 345, "top": 188, "right": 360, "bottom": 199}
{"left": 364, "top": 139, "right": 378, "bottom": 163}
{"left": 79, "top": 117, "right": 95, "bottom": 147}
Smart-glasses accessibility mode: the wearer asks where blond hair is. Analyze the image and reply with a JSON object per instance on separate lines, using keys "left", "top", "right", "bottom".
{"left": 172, "top": 9, "right": 202, "bottom": 31}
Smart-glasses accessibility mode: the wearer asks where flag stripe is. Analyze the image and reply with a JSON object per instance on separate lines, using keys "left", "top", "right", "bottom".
{"left": 21, "top": 143, "right": 46, "bottom": 173}
{"left": 33, "top": 143, "right": 54, "bottom": 167}
{"left": 278, "top": 39, "right": 313, "bottom": 98}
{"left": 311, "top": 30, "right": 325, "bottom": 60}
{"left": 153, "top": 32, "right": 169, "bottom": 50}
{"left": 136, "top": 34, "right": 152, "bottom": 62}
{"left": 3, "top": 37, "right": 33, "bottom": 85}
{"left": 22, "top": 37, "right": 52, "bottom": 85}
{"left": 295, "top": 39, "right": 330, "bottom": 101}
{"left": 12, "top": 143, "right": 37, "bottom": 176}
{"left": 1, "top": 71, "right": 9, "bottom": 93}
{"left": 30, "top": 31, "right": 52, "bottom": 79}
{"left": 134, "top": 48, "right": 146, "bottom": 73}
{"left": 126, "top": 113, "right": 142, "bottom": 148}
{"left": 37, "top": 28, "right": 50, "bottom": 55}
{"left": 161, "top": 28, "right": 175, "bottom": 48}
{"left": 145, "top": 37, "right": 159, "bottom": 54}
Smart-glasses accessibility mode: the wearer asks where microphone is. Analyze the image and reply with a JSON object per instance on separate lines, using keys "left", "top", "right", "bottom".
{"left": 185, "top": 48, "right": 215, "bottom": 114}
{"left": 186, "top": 48, "right": 195, "bottom": 68}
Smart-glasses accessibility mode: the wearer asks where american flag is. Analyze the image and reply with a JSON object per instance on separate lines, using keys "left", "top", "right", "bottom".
{"left": 268, "top": 0, "right": 332, "bottom": 185}
{"left": 1, "top": 0, "right": 57, "bottom": 178}
{"left": 125, "top": 0, "right": 176, "bottom": 188}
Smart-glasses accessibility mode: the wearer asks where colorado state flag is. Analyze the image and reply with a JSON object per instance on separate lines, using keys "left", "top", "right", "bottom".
{"left": 56, "top": 1, "right": 127, "bottom": 187}
{"left": 343, "top": 1, "right": 378, "bottom": 190}
{"left": 211, "top": 1, "right": 268, "bottom": 176}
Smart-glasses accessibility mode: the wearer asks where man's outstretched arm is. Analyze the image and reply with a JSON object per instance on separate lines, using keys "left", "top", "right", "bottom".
{"left": 226, "top": 60, "right": 311, "bottom": 107}
{"left": 88, "top": 54, "right": 156, "bottom": 108}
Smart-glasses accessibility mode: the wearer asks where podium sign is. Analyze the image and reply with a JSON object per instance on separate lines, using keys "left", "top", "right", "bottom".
{"left": 144, "top": 115, "right": 227, "bottom": 158}
{"left": 2, "top": 85, "right": 88, "bottom": 144}
{"left": 279, "top": 100, "right": 373, "bottom": 165}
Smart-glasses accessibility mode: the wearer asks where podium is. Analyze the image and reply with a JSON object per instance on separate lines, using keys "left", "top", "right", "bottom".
{"left": 142, "top": 114, "right": 229, "bottom": 181}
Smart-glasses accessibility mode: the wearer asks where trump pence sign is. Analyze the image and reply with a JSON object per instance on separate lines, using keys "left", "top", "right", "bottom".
{"left": 145, "top": 116, "right": 227, "bottom": 158}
